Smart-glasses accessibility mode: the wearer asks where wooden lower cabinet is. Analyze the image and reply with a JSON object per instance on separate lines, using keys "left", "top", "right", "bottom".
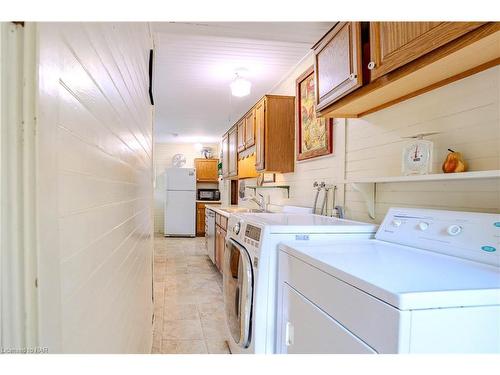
{"left": 215, "top": 226, "right": 226, "bottom": 272}
{"left": 196, "top": 203, "right": 206, "bottom": 236}
{"left": 215, "top": 214, "right": 228, "bottom": 272}
{"left": 196, "top": 202, "right": 219, "bottom": 237}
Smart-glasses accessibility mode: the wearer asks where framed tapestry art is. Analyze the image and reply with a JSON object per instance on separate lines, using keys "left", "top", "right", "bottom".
{"left": 296, "top": 66, "right": 333, "bottom": 161}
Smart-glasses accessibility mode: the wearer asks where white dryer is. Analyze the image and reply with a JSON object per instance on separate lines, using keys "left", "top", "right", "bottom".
{"left": 222, "top": 213, "right": 378, "bottom": 354}
{"left": 277, "top": 207, "right": 500, "bottom": 353}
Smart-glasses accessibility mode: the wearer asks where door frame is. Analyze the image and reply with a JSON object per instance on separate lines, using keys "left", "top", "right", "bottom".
{"left": 0, "top": 22, "right": 39, "bottom": 352}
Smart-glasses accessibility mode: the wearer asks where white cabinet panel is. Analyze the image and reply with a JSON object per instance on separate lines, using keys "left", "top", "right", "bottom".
{"left": 280, "top": 284, "right": 375, "bottom": 354}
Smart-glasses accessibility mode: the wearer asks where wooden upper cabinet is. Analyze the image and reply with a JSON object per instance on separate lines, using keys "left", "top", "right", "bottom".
{"left": 254, "top": 99, "right": 265, "bottom": 171}
{"left": 314, "top": 22, "right": 498, "bottom": 118}
{"left": 313, "top": 22, "right": 363, "bottom": 111}
{"left": 244, "top": 108, "right": 256, "bottom": 148}
{"left": 222, "top": 95, "right": 294, "bottom": 176}
{"left": 194, "top": 158, "right": 218, "bottom": 182}
{"left": 254, "top": 95, "right": 295, "bottom": 173}
{"left": 368, "top": 22, "right": 485, "bottom": 80}
{"left": 221, "top": 133, "right": 229, "bottom": 178}
{"left": 228, "top": 125, "right": 238, "bottom": 178}
{"left": 237, "top": 119, "right": 245, "bottom": 152}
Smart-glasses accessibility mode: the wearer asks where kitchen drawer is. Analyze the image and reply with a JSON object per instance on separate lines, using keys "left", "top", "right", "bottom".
{"left": 216, "top": 213, "right": 221, "bottom": 226}
{"left": 278, "top": 250, "right": 410, "bottom": 353}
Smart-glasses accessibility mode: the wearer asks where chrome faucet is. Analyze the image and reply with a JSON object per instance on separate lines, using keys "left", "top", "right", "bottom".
{"left": 242, "top": 192, "right": 266, "bottom": 211}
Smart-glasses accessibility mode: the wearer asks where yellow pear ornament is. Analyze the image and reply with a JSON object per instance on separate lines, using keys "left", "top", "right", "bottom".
{"left": 442, "top": 149, "right": 467, "bottom": 173}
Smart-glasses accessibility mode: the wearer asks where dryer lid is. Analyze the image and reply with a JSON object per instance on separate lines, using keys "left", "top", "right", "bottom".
{"left": 280, "top": 239, "right": 500, "bottom": 311}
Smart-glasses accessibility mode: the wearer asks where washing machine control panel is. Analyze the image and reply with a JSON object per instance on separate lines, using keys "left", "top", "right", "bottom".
{"left": 245, "top": 224, "right": 261, "bottom": 242}
{"left": 376, "top": 207, "right": 500, "bottom": 266}
{"left": 228, "top": 215, "right": 263, "bottom": 252}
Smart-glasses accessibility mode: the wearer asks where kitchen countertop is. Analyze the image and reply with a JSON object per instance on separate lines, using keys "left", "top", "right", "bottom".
{"left": 196, "top": 200, "right": 221, "bottom": 204}
{"left": 205, "top": 205, "right": 239, "bottom": 218}
{"left": 206, "top": 204, "right": 313, "bottom": 218}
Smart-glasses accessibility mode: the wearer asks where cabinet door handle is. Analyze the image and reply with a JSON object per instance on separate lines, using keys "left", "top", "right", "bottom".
{"left": 349, "top": 73, "right": 357, "bottom": 81}
{"left": 367, "top": 61, "right": 376, "bottom": 70}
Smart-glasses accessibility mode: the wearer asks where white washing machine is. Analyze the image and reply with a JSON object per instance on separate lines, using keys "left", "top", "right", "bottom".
{"left": 277, "top": 207, "right": 500, "bottom": 353}
{"left": 222, "top": 213, "right": 378, "bottom": 354}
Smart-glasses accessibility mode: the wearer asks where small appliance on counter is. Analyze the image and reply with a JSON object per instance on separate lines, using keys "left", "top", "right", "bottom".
{"left": 197, "top": 188, "right": 220, "bottom": 201}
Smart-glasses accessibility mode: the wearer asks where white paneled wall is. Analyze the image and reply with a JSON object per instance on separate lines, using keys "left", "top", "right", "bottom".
{"left": 37, "top": 23, "right": 154, "bottom": 353}
{"left": 236, "top": 53, "right": 499, "bottom": 223}
{"left": 345, "top": 66, "right": 500, "bottom": 222}
{"left": 154, "top": 143, "right": 219, "bottom": 233}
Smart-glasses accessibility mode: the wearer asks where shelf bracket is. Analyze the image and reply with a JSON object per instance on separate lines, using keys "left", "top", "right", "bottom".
{"left": 351, "top": 182, "right": 376, "bottom": 220}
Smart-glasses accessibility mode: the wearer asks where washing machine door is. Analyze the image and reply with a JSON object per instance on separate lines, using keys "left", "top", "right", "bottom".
{"left": 223, "top": 238, "right": 253, "bottom": 348}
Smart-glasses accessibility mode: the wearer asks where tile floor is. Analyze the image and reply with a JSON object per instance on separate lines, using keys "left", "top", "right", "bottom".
{"left": 151, "top": 235, "right": 230, "bottom": 354}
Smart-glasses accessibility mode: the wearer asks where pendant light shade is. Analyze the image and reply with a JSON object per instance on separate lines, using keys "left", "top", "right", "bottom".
{"left": 230, "top": 73, "right": 251, "bottom": 97}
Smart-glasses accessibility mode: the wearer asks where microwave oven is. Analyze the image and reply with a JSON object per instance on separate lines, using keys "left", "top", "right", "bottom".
{"left": 197, "top": 189, "right": 220, "bottom": 201}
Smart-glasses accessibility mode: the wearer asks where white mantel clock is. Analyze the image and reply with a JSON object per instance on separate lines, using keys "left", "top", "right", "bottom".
{"left": 401, "top": 133, "right": 438, "bottom": 176}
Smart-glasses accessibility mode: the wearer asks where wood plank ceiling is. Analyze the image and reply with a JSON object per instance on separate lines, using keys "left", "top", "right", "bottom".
{"left": 152, "top": 22, "right": 334, "bottom": 143}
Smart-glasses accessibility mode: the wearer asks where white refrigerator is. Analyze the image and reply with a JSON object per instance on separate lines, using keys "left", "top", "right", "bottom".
{"left": 164, "top": 167, "right": 196, "bottom": 237}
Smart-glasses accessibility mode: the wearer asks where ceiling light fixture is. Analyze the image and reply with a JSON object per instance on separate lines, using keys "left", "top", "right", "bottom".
{"left": 230, "top": 73, "right": 251, "bottom": 97}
